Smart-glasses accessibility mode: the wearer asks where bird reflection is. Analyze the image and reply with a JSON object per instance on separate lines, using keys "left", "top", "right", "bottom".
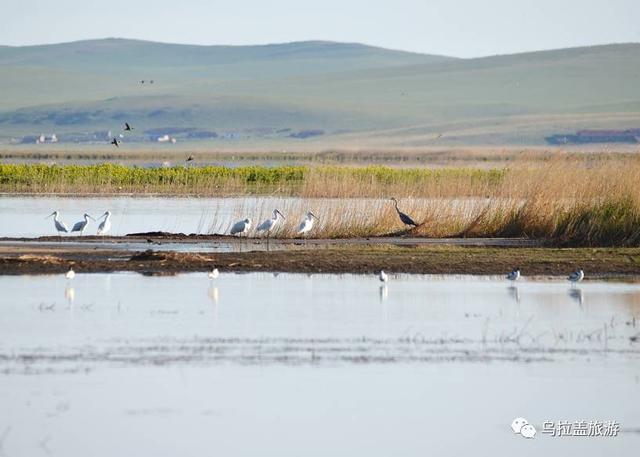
{"left": 379, "top": 284, "right": 388, "bottom": 302}
{"left": 507, "top": 285, "right": 521, "bottom": 304}
{"left": 568, "top": 288, "right": 584, "bottom": 307}
{"left": 64, "top": 286, "right": 75, "bottom": 306}
{"left": 208, "top": 285, "right": 219, "bottom": 305}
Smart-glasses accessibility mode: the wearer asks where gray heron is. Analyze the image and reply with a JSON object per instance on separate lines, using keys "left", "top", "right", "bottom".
{"left": 390, "top": 197, "right": 418, "bottom": 227}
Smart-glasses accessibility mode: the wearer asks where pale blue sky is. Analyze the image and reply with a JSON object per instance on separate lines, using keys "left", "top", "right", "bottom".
{"left": 2, "top": 0, "right": 639, "bottom": 57}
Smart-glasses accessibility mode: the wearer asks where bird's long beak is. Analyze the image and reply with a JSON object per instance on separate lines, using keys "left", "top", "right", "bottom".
{"left": 277, "top": 210, "right": 285, "bottom": 219}
{"left": 310, "top": 212, "right": 318, "bottom": 220}
{"left": 100, "top": 212, "right": 108, "bottom": 219}
{"left": 88, "top": 214, "right": 96, "bottom": 221}
{"left": 45, "top": 212, "right": 55, "bottom": 219}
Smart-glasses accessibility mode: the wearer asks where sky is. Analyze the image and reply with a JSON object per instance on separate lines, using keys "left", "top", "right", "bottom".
{"left": 2, "top": 0, "right": 640, "bottom": 57}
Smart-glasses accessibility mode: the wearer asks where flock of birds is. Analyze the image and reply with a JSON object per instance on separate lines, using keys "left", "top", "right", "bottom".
{"left": 376, "top": 268, "right": 585, "bottom": 284}
{"left": 47, "top": 197, "right": 418, "bottom": 237}
{"left": 47, "top": 210, "right": 112, "bottom": 236}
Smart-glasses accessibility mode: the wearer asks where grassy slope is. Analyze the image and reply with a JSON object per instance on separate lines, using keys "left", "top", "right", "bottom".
{"left": 1, "top": 39, "right": 639, "bottom": 145}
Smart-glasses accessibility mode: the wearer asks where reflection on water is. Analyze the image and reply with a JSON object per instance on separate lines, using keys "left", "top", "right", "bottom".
{"left": 0, "top": 273, "right": 639, "bottom": 457}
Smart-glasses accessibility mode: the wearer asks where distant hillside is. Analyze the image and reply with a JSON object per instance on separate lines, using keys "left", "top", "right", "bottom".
{"left": 1, "top": 39, "right": 639, "bottom": 147}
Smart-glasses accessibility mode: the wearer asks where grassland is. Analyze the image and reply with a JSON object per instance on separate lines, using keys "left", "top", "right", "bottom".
{"left": 2, "top": 153, "right": 640, "bottom": 246}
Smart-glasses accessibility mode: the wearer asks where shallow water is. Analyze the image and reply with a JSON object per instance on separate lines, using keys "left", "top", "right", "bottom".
{"left": 0, "top": 273, "right": 639, "bottom": 456}
{"left": 0, "top": 195, "right": 491, "bottom": 238}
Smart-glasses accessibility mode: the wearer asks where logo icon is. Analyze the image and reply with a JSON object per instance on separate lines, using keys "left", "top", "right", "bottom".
{"left": 511, "top": 418, "right": 536, "bottom": 439}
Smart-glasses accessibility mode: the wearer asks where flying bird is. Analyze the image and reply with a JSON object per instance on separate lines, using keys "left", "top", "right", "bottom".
{"left": 70, "top": 213, "right": 95, "bottom": 236}
{"left": 124, "top": 122, "right": 133, "bottom": 132}
{"left": 506, "top": 268, "right": 521, "bottom": 281}
{"left": 230, "top": 218, "right": 252, "bottom": 236}
{"left": 110, "top": 138, "right": 120, "bottom": 147}
{"left": 297, "top": 211, "right": 318, "bottom": 235}
{"left": 97, "top": 211, "right": 112, "bottom": 235}
{"left": 46, "top": 211, "right": 69, "bottom": 235}
{"left": 186, "top": 155, "right": 195, "bottom": 163}
{"left": 256, "top": 209, "right": 285, "bottom": 236}
{"left": 390, "top": 197, "right": 418, "bottom": 227}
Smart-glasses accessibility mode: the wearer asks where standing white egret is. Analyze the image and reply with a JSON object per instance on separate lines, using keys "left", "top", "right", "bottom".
{"left": 256, "top": 209, "right": 285, "bottom": 237}
{"left": 568, "top": 269, "right": 584, "bottom": 285}
{"left": 208, "top": 268, "right": 220, "bottom": 279}
{"left": 506, "top": 268, "right": 521, "bottom": 281}
{"left": 45, "top": 211, "right": 69, "bottom": 235}
{"left": 230, "top": 218, "right": 252, "bottom": 236}
{"left": 65, "top": 266, "right": 75, "bottom": 279}
{"left": 379, "top": 270, "right": 388, "bottom": 282}
{"left": 97, "top": 211, "right": 112, "bottom": 235}
{"left": 70, "top": 213, "right": 95, "bottom": 235}
{"left": 297, "top": 211, "right": 318, "bottom": 236}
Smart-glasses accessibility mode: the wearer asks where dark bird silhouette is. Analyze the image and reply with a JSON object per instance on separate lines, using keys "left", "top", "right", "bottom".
{"left": 150, "top": 80, "right": 154, "bottom": 84}
{"left": 124, "top": 122, "right": 133, "bottom": 131}
{"left": 110, "top": 138, "right": 120, "bottom": 147}
{"left": 140, "top": 80, "right": 145, "bottom": 84}
{"left": 186, "top": 155, "right": 195, "bottom": 162}
{"left": 390, "top": 197, "right": 418, "bottom": 227}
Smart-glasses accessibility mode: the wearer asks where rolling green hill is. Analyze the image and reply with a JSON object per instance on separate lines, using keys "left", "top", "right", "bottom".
{"left": 1, "top": 38, "right": 639, "bottom": 147}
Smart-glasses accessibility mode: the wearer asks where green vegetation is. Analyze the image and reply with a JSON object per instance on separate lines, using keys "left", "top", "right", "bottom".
{"left": 1, "top": 39, "right": 640, "bottom": 146}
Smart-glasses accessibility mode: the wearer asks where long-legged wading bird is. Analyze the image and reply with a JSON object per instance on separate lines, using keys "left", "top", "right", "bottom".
{"left": 297, "top": 211, "right": 318, "bottom": 236}
{"left": 390, "top": 197, "right": 418, "bottom": 227}
{"left": 230, "top": 218, "right": 252, "bottom": 236}
{"left": 97, "top": 211, "right": 112, "bottom": 235}
{"left": 568, "top": 269, "right": 584, "bottom": 285}
{"left": 65, "top": 266, "right": 75, "bottom": 280}
{"left": 506, "top": 268, "right": 521, "bottom": 281}
{"left": 46, "top": 211, "right": 69, "bottom": 235}
{"left": 257, "top": 209, "right": 285, "bottom": 237}
{"left": 70, "top": 213, "right": 95, "bottom": 235}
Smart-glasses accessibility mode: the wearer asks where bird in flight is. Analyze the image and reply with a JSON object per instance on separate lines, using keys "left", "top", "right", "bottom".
{"left": 186, "top": 155, "right": 195, "bottom": 162}
{"left": 110, "top": 138, "right": 120, "bottom": 147}
{"left": 124, "top": 122, "right": 133, "bottom": 132}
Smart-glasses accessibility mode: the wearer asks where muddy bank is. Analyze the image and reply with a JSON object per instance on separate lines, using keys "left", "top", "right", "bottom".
{"left": 1, "top": 243, "right": 640, "bottom": 277}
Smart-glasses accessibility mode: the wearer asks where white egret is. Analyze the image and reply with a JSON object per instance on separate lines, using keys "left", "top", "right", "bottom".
{"left": 46, "top": 211, "right": 69, "bottom": 235}
{"left": 506, "top": 268, "right": 520, "bottom": 281}
{"left": 378, "top": 270, "right": 388, "bottom": 282}
{"left": 208, "top": 268, "right": 219, "bottom": 279}
{"left": 65, "top": 266, "right": 75, "bottom": 280}
{"left": 297, "top": 211, "right": 318, "bottom": 235}
{"left": 568, "top": 269, "right": 584, "bottom": 285}
{"left": 97, "top": 211, "right": 112, "bottom": 235}
{"left": 230, "top": 218, "right": 252, "bottom": 236}
{"left": 70, "top": 213, "right": 95, "bottom": 235}
{"left": 256, "top": 209, "right": 285, "bottom": 237}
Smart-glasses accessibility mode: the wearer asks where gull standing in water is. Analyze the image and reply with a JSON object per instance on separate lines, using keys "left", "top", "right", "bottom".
{"left": 506, "top": 268, "right": 521, "bottom": 281}
{"left": 46, "top": 211, "right": 69, "bottom": 235}
{"left": 65, "top": 266, "right": 75, "bottom": 280}
{"left": 97, "top": 211, "right": 112, "bottom": 235}
{"left": 70, "top": 213, "right": 95, "bottom": 235}
{"left": 568, "top": 269, "right": 584, "bottom": 285}
{"left": 208, "top": 268, "right": 220, "bottom": 279}
{"left": 230, "top": 218, "right": 252, "bottom": 236}
{"left": 297, "top": 211, "right": 318, "bottom": 236}
{"left": 257, "top": 209, "right": 285, "bottom": 238}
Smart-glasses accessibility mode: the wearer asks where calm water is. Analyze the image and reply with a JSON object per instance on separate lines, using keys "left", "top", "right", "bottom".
{"left": 0, "top": 195, "right": 491, "bottom": 238}
{"left": 1, "top": 273, "right": 639, "bottom": 456}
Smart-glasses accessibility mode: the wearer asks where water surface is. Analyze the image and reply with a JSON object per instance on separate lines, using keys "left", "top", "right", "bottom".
{"left": 0, "top": 273, "right": 639, "bottom": 456}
